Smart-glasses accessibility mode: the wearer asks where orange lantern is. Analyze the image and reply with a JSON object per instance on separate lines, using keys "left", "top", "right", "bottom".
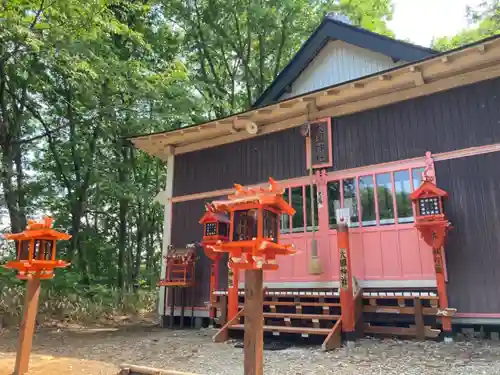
{"left": 199, "top": 207, "right": 230, "bottom": 323}
{"left": 206, "top": 177, "right": 296, "bottom": 271}
{"left": 3, "top": 216, "right": 71, "bottom": 375}
{"left": 4, "top": 217, "right": 71, "bottom": 280}
{"left": 409, "top": 152, "right": 455, "bottom": 341}
{"left": 410, "top": 180, "right": 452, "bottom": 249}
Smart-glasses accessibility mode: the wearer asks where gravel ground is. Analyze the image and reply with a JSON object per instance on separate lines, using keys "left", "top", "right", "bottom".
{"left": 1, "top": 325, "right": 500, "bottom": 374}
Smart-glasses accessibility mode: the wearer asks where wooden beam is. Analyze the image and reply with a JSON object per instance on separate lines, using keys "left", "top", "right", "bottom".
{"left": 213, "top": 307, "right": 245, "bottom": 343}
{"left": 321, "top": 318, "right": 342, "bottom": 351}
{"left": 412, "top": 71, "right": 426, "bottom": 86}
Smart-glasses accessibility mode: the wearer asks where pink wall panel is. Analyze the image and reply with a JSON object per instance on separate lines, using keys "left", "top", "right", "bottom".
{"left": 349, "top": 232, "right": 365, "bottom": 279}
{"left": 328, "top": 233, "right": 339, "bottom": 280}
{"left": 380, "top": 230, "right": 402, "bottom": 278}
{"left": 399, "top": 228, "right": 424, "bottom": 278}
{"left": 362, "top": 231, "right": 384, "bottom": 279}
{"left": 418, "top": 235, "right": 436, "bottom": 278}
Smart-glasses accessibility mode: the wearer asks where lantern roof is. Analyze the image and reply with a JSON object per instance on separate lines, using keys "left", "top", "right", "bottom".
{"left": 210, "top": 178, "right": 295, "bottom": 215}
{"left": 409, "top": 181, "right": 448, "bottom": 200}
{"left": 4, "top": 217, "right": 71, "bottom": 241}
{"left": 199, "top": 206, "right": 230, "bottom": 224}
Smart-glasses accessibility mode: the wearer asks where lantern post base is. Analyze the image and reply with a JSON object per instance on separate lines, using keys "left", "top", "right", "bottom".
{"left": 14, "top": 274, "right": 41, "bottom": 375}
{"left": 244, "top": 269, "right": 264, "bottom": 375}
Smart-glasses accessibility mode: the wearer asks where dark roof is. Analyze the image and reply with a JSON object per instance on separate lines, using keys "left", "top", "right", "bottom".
{"left": 253, "top": 15, "right": 437, "bottom": 107}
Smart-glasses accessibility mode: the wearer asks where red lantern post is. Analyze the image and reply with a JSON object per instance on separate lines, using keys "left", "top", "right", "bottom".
{"left": 199, "top": 208, "right": 230, "bottom": 324}
{"left": 3, "top": 217, "right": 71, "bottom": 375}
{"left": 409, "top": 152, "right": 456, "bottom": 342}
{"left": 206, "top": 177, "right": 296, "bottom": 375}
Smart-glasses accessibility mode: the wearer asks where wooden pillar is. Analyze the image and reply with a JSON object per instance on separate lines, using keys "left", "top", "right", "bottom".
{"left": 158, "top": 151, "right": 175, "bottom": 318}
{"left": 414, "top": 298, "right": 425, "bottom": 340}
{"left": 209, "top": 257, "right": 219, "bottom": 324}
{"left": 169, "top": 287, "right": 176, "bottom": 329}
{"left": 337, "top": 222, "right": 355, "bottom": 345}
{"left": 14, "top": 274, "right": 41, "bottom": 375}
{"left": 228, "top": 265, "right": 239, "bottom": 321}
{"left": 180, "top": 288, "right": 185, "bottom": 329}
{"left": 434, "top": 246, "right": 452, "bottom": 342}
{"left": 244, "top": 269, "right": 264, "bottom": 375}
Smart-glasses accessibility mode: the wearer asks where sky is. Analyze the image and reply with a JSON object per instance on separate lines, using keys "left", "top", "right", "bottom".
{"left": 388, "top": 0, "right": 484, "bottom": 47}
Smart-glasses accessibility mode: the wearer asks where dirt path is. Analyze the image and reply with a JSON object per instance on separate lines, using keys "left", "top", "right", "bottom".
{"left": 1, "top": 325, "right": 500, "bottom": 374}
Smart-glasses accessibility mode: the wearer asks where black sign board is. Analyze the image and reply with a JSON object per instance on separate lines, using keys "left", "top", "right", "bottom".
{"left": 310, "top": 121, "right": 331, "bottom": 167}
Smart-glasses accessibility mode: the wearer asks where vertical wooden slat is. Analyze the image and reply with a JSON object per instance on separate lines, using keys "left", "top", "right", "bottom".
{"left": 414, "top": 298, "right": 425, "bottom": 340}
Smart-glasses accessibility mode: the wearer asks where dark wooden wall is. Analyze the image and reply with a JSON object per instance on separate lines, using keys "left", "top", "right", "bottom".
{"left": 174, "top": 77, "right": 500, "bottom": 197}
{"left": 168, "top": 77, "right": 500, "bottom": 314}
{"left": 435, "top": 153, "right": 500, "bottom": 314}
{"left": 174, "top": 127, "right": 306, "bottom": 196}
{"left": 170, "top": 199, "right": 229, "bottom": 308}
{"left": 332, "top": 77, "right": 500, "bottom": 170}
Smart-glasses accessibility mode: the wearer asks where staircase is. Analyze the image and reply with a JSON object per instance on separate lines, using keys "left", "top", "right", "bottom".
{"left": 213, "top": 289, "right": 344, "bottom": 350}
{"left": 211, "top": 287, "right": 453, "bottom": 348}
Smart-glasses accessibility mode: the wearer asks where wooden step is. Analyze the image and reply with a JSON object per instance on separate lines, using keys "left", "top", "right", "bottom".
{"left": 230, "top": 324, "right": 331, "bottom": 335}
{"left": 364, "top": 324, "right": 440, "bottom": 338}
{"left": 263, "top": 313, "right": 340, "bottom": 320}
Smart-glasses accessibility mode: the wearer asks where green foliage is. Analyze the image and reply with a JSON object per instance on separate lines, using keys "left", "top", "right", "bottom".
{"left": 0, "top": 0, "right": 395, "bottom": 324}
{"left": 164, "top": 0, "right": 394, "bottom": 115}
{"left": 0, "top": 268, "right": 156, "bottom": 326}
{"left": 432, "top": 1, "right": 500, "bottom": 51}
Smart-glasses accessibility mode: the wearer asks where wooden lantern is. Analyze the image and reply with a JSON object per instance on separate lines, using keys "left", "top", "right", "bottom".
{"left": 409, "top": 180, "right": 451, "bottom": 249}
{"left": 3, "top": 216, "right": 71, "bottom": 375}
{"left": 4, "top": 216, "right": 71, "bottom": 280}
{"left": 409, "top": 152, "right": 456, "bottom": 341}
{"left": 207, "top": 177, "right": 296, "bottom": 375}
{"left": 199, "top": 206, "right": 230, "bottom": 260}
{"left": 199, "top": 207, "right": 230, "bottom": 323}
{"left": 159, "top": 245, "right": 197, "bottom": 287}
{"left": 207, "top": 178, "right": 296, "bottom": 271}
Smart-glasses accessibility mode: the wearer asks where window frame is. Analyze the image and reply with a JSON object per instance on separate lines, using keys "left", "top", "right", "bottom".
{"left": 324, "top": 163, "right": 427, "bottom": 231}
{"left": 280, "top": 182, "right": 319, "bottom": 235}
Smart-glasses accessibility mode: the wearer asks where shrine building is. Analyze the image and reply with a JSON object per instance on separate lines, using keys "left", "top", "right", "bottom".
{"left": 130, "top": 15, "right": 500, "bottom": 331}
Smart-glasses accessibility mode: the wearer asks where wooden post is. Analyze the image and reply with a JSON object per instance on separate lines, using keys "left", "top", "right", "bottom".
{"left": 434, "top": 246, "right": 453, "bottom": 342}
{"left": 14, "top": 274, "right": 41, "bottom": 375}
{"left": 414, "top": 298, "right": 425, "bottom": 340}
{"left": 228, "top": 265, "right": 239, "bottom": 321}
{"left": 244, "top": 269, "right": 264, "bottom": 375}
{"left": 169, "top": 287, "right": 176, "bottom": 329}
{"left": 209, "top": 258, "right": 219, "bottom": 325}
{"left": 337, "top": 222, "right": 355, "bottom": 346}
{"left": 180, "top": 288, "right": 185, "bottom": 329}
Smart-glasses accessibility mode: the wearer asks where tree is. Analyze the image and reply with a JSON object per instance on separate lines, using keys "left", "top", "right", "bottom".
{"left": 163, "top": 0, "right": 394, "bottom": 117}
{"left": 432, "top": 1, "right": 500, "bottom": 50}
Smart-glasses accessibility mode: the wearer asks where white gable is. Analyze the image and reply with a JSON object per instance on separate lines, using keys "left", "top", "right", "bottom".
{"left": 279, "top": 40, "right": 405, "bottom": 100}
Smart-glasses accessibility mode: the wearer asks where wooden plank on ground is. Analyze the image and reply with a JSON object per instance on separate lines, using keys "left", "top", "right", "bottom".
{"left": 213, "top": 307, "right": 245, "bottom": 343}
{"left": 120, "top": 363, "right": 202, "bottom": 375}
{"left": 321, "top": 319, "right": 342, "bottom": 351}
